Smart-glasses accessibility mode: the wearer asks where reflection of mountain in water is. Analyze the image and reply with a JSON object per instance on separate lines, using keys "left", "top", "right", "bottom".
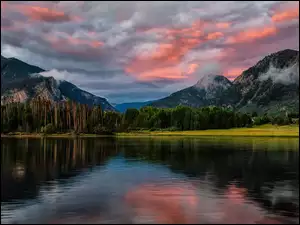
{"left": 1, "top": 137, "right": 299, "bottom": 223}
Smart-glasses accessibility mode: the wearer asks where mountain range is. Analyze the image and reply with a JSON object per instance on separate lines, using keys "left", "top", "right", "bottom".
{"left": 150, "top": 49, "right": 299, "bottom": 115}
{"left": 1, "top": 49, "right": 299, "bottom": 115}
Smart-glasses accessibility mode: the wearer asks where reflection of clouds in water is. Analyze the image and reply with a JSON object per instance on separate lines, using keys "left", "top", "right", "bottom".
{"left": 263, "top": 182, "right": 299, "bottom": 205}
{"left": 124, "top": 181, "right": 276, "bottom": 224}
{"left": 2, "top": 157, "right": 295, "bottom": 224}
{"left": 125, "top": 183, "right": 199, "bottom": 223}
{"left": 261, "top": 181, "right": 299, "bottom": 219}
{"left": 12, "top": 163, "right": 25, "bottom": 180}
{"left": 225, "top": 184, "right": 248, "bottom": 204}
{"left": 4, "top": 159, "right": 183, "bottom": 224}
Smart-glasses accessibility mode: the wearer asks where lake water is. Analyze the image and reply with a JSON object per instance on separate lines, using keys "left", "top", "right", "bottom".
{"left": 1, "top": 137, "right": 299, "bottom": 224}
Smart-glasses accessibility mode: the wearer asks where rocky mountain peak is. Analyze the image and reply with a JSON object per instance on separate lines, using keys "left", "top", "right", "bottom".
{"left": 194, "top": 75, "right": 232, "bottom": 90}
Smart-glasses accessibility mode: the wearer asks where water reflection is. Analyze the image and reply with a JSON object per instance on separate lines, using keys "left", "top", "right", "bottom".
{"left": 1, "top": 137, "right": 299, "bottom": 224}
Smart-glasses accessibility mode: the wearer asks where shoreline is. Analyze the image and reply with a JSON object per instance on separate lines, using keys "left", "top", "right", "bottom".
{"left": 0, "top": 133, "right": 111, "bottom": 138}
{"left": 1, "top": 125, "right": 299, "bottom": 138}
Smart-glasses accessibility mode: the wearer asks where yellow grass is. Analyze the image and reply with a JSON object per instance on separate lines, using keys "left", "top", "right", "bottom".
{"left": 1, "top": 124, "right": 299, "bottom": 138}
{"left": 117, "top": 124, "right": 299, "bottom": 138}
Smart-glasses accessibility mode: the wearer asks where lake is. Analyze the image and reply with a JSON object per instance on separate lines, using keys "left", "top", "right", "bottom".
{"left": 1, "top": 137, "right": 299, "bottom": 224}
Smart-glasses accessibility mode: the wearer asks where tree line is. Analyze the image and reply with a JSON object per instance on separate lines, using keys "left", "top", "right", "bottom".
{"left": 1, "top": 99, "right": 298, "bottom": 134}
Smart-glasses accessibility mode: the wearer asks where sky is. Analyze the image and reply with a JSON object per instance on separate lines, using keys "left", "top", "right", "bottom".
{"left": 1, "top": 1, "right": 299, "bottom": 103}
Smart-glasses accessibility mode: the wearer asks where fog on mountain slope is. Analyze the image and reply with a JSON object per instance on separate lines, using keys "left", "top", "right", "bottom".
{"left": 233, "top": 49, "right": 299, "bottom": 115}
{"left": 259, "top": 61, "right": 299, "bottom": 85}
{"left": 150, "top": 49, "right": 299, "bottom": 115}
{"left": 1, "top": 49, "right": 299, "bottom": 115}
{"left": 1, "top": 56, "right": 116, "bottom": 111}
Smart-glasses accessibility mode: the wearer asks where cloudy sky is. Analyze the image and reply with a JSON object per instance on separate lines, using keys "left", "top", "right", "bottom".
{"left": 1, "top": 1, "right": 299, "bottom": 103}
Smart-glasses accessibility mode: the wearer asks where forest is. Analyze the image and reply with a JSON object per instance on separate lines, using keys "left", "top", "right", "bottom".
{"left": 1, "top": 98, "right": 298, "bottom": 135}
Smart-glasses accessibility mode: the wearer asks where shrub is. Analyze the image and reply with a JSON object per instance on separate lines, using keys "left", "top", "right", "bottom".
{"left": 93, "top": 124, "right": 113, "bottom": 135}
{"left": 271, "top": 116, "right": 291, "bottom": 125}
{"left": 253, "top": 116, "right": 270, "bottom": 125}
{"left": 41, "top": 123, "right": 55, "bottom": 134}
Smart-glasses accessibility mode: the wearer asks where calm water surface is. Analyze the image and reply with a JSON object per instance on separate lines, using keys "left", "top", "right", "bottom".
{"left": 1, "top": 137, "right": 299, "bottom": 224}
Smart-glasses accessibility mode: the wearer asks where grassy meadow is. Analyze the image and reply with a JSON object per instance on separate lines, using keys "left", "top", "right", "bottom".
{"left": 117, "top": 124, "right": 299, "bottom": 138}
{"left": 1, "top": 124, "right": 298, "bottom": 138}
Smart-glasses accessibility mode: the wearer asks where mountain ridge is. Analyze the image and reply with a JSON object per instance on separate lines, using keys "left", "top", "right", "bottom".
{"left": 149, "top": 49, "right": 299, "bottom": 115}
{"left": 233, "top": 49, "right": 299, "bottom": 115}
{"left": 1, "top": 49, "right": 299, "bottom": 115}
{"left": 150, "top": 74, "right": 241, "bottom": 109}
{"left": 1, "top": 55, "right": 116, "bottom": 111}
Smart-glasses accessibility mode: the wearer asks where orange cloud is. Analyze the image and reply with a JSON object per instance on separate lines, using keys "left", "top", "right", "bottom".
{"left": 216, "top": 22, "right": 231, "bottom": 29}
{"left": 129, "top": 19, "right": 232, "bottom": 81}
{"left": 126, "top": 66, "right": 188, "bottom": 81}
{"left": 10, "top": 4, "right": 82, "bottom": 23}
{"left": 186, "top": 63, "right": 199, "bottom": 75}
{"left": 226, "top": 26, "right": 277, "bottom": 44}
{"left": 67, "top": 37, "right": 103, "bottom": 48}
{"left": 271, "top": 8, "right": 299, "bottom": 23}
{"left": 206, "top": 32, "right": 224, "bottom": 40}
{"left": 44, "top": 33, "right": 103, "bottom": 57}
{"left": 224, "top": 67, "right": 245, "bottom": 78}
{"left": 127, "top": 22, "right": 205, "bottom": 80}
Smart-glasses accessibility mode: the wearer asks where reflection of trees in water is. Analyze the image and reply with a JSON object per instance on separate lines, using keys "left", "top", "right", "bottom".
{"left": 120, "top": 138, "right": 299, "bottom": 218}
{"left": 1, "top": 137, "right": 118, "bottom": 202}
{"left": 1, "top": 137, "right": 299, "bottom": 221}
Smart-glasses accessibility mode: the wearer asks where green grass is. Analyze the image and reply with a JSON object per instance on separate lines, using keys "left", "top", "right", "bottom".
{"left": 117, "top": 124, "right": 299, "bottom": 138}
{"left": 1, "top": 124, "right": 299, "bottom": 138}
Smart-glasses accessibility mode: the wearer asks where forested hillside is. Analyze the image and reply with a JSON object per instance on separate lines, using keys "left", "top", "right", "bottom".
{"left": 1, "top": 99, "right": 298, "bottom": 135}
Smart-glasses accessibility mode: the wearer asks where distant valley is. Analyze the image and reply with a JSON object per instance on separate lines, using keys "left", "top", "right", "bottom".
{"left": 113, "top": 101, "right": 154, "bottom": 113}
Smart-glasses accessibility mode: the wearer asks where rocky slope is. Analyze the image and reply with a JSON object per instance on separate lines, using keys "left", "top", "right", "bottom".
{"left": 58, "top": 80, "right": 115, "bottom": 111}
{"left": 150, "top": 75, "right": 240, "bottom": 109}
{"left": 149, "top": 49, "right": 299, "bottom": 115}
{"left": 233, "top": 49, "right": 299, "bottom": 115}
{"left": 1, "top": 56, "right": 116, "bottom": 111}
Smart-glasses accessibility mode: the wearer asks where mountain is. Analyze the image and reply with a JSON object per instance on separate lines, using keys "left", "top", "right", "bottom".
{"left": 58, "top": 81, "right": 115, "bottom": 111}
{"left": 1, "top": 56, "right": 116, "bottom": 111}
{"left": 149, "top": 49, "right": 299, "bottom": 115}
{"left": 233, "top": 49, "right": 299, "bottom": 115}
{"left": 1, "top": 56, "right": 44, "bottom": 89}
{"left": 150, "top": 75, "right": 240, "bottom": 109}
{"left": 114, "top": 101, "right": 154, "bottom": 112}
{"left": 2, "top": 49, "right": 298, "bottom": 115}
